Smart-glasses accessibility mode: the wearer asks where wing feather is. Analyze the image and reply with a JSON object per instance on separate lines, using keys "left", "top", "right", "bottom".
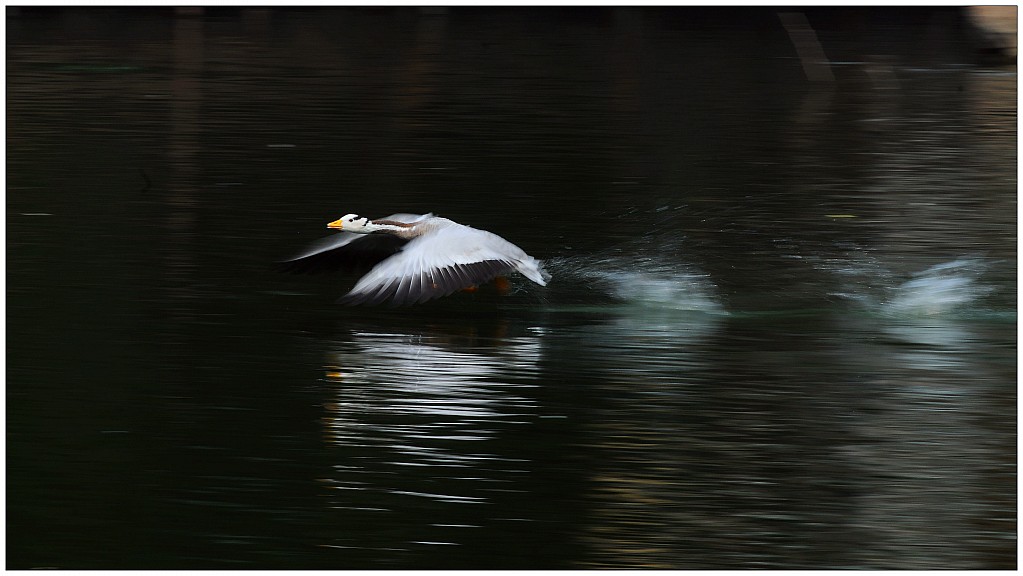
{"left": 392, "top": 272, "right": 413, "bottom": 305}
{"left": 340, "top": 259, "right": 517, "bottom": 306}
{"left": 276, "top": 213, "right": 427, "bottom": 274}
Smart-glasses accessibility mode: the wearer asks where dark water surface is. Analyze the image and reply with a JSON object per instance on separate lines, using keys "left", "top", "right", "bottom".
{"left": 7, "top": 7, "right": 1016, "bottom": 569}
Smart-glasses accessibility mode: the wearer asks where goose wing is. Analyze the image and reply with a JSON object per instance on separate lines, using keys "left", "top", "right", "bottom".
{"left": 276, "top": 213, "right": 428, "bottom": 274}
{"left": 338, "top": 224, "right": 520, "bottom": 306}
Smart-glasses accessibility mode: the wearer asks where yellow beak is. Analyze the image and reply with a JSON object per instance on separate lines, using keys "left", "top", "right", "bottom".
{"left": 327, "top": 218, "right": 344, "bottom": 230}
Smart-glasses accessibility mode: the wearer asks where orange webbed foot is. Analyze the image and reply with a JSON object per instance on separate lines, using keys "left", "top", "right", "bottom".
{"left": 493, "top": 276, "right": 511, "bottom": 294}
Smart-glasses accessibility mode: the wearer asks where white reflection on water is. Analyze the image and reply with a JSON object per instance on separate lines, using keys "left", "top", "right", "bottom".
{"left": 325, "top": 329, "right": 541, "bottom": 421}
{"left": 318, "top": 326, "right": 545, "bottom": 554}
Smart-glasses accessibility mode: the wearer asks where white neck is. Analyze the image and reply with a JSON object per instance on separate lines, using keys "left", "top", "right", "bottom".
{"left": 366, "top": 221, "right": 405, "bottom": 233}
{"left": 363, "top": 220, "right": 418, "bottom": 238}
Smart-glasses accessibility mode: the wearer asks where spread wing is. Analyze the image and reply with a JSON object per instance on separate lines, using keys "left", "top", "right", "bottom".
{"left": 276, "top": 213, "right": 427, "bottom": 274}
{"left": 338, "top": 225, "right": 520, "bottom": 306}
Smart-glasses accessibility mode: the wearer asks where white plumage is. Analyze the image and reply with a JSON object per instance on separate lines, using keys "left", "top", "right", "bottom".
{"left": 279, "top": 213, "right": 550, "bottom": 306}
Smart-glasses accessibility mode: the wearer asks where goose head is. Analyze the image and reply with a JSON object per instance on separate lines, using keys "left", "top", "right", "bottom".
{"left": 327, "top": 213, "right": 371, "bottom": 232}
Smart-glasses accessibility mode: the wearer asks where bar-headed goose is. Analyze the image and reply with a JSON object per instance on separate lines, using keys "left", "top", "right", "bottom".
{"left": 279, "top": 213, "right": 550, "bottom": 306}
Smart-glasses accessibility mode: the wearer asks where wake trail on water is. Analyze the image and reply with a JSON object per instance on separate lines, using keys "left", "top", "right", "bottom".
{"left": 540, "top": 247, "right": 1005, "bottom": 320}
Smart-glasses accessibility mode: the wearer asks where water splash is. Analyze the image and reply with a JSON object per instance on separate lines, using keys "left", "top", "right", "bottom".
{"left": 810, "top": 252, "right": 1005, "bottom": 321}
{"left": 545, "top": 253, "right": 724, "bottom": 315}
{"left": 883, "top": 258, "right": 996, "bottom": 317}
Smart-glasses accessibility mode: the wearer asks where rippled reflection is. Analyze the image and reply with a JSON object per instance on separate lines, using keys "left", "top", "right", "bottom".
{"left": 317, "top": 324, "right": 546, "bottom": 560}
{"left": 566, "top": 256, "right": 1014, "bottom": 569}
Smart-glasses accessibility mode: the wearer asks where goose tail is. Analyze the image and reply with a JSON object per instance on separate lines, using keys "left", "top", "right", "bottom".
{"left": 518, "top": 258, "right": 551, "bottom": 286}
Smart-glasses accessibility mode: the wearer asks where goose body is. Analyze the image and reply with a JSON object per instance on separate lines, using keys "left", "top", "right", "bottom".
{"left": 279, "top": 213, "right": 550, "bottom": 306}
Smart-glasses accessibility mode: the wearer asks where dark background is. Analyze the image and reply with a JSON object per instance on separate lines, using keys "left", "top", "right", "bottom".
{"left": 7, "top": 7, "right": 1016, "bottom": 569}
